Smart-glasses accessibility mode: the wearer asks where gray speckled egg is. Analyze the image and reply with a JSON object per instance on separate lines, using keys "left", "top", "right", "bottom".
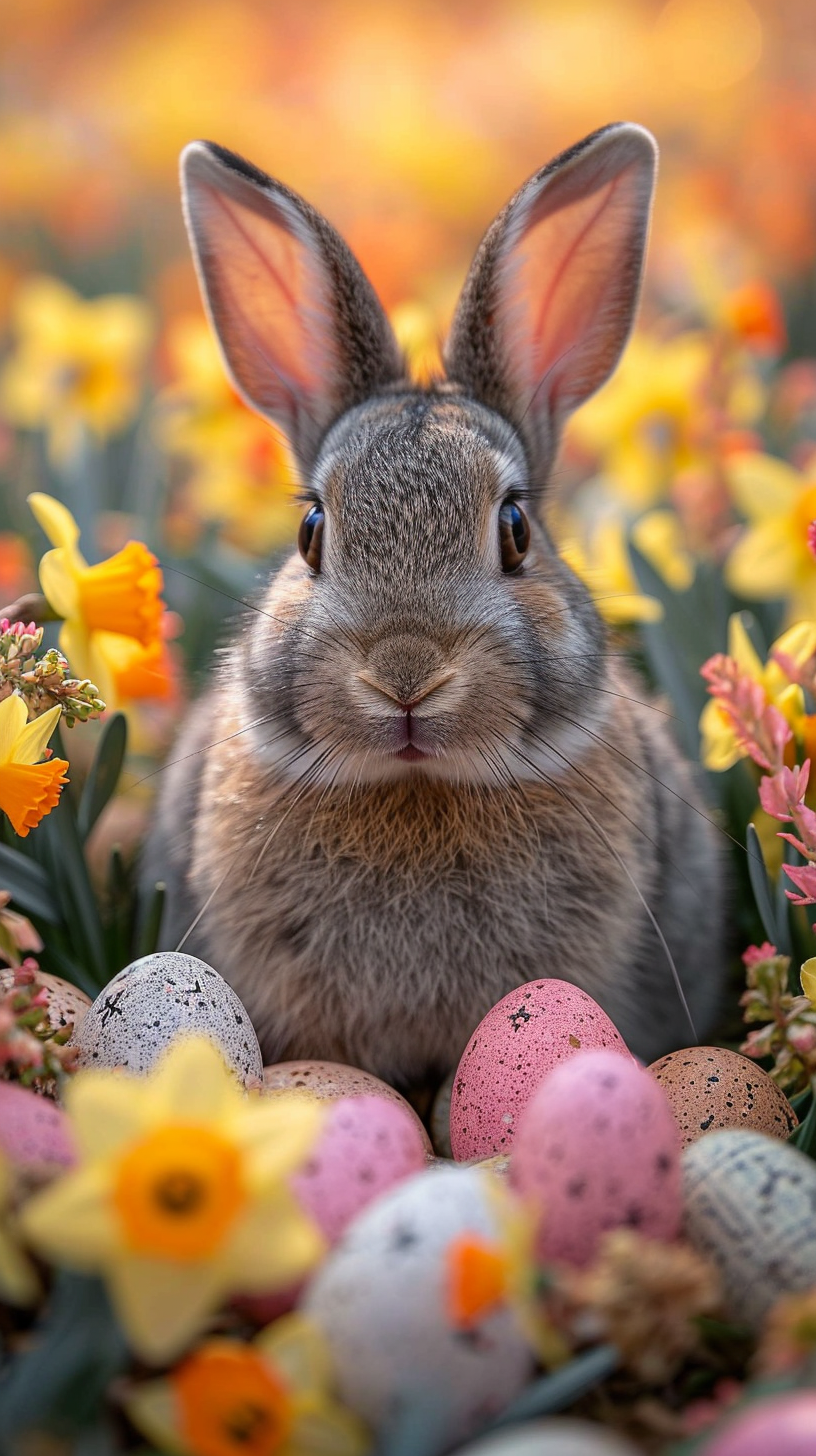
{"left": 304, "top": 1164, "right": 534, "bottom": 1452}
{"left": 455, "top": 1418, "right": 641, "bottom": 1456}
{"left": 682, "top": 1129, "right": 816, "bottom": 1328}
{"left": 69, "top": 953, "right": 262, "bottom": 1086}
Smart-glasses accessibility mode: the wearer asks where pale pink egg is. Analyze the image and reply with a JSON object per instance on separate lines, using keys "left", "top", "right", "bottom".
{"left": 701, "top": 1392, "right": 816, "bottom": 1455}
{"left": 263, "top": 1059, "right": 432, "bottom": 1155}
{"left": 510, "top": 1048, "right": 682, "bottom": 1266}
{"left": 450, "top": 979, "right": 631, "bottom": 1161}
{"left": 0, "top": 1082, "right": 76, "bottom": 1170}
{"left": 292, "top": 1095, "right": 428, "bottom": 1244}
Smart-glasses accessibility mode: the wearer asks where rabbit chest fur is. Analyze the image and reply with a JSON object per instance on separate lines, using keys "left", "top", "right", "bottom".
{"left": 150, "top": 124, "right": 725, "bottom": 1083}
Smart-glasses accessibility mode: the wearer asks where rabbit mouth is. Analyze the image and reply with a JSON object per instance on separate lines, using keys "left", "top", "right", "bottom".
{"left": 393, "top": 743, "right": 429, "bottom": 763}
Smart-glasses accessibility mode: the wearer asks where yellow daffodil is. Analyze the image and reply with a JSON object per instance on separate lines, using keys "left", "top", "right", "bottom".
{"left": 127, "top": 1314, "right": 369, "bottom": 1456}
{"left": 0, "top": 1149, "right": 38, "bottom": 1306}
{"left": 699, "top": 615, "right": 816, "bottom": 771}
{"left": 21, "top": 1036, "right": 324, "bottom": 1363}
{"left": 28, "top": 492, "right": 167, "bottom": 712}
{"left": 560, "top": 519, "right": 662, "bottom": 626}
{"left": 390, "top": 300, "right": 442, "bottom": 386}
{"left": 630, "top": 510, "right": 695, "bottom": 593}
{"left": 0, "top": 275, "right": 153, "bottom": 462}
{"left": 802, "top": 959, "right": 816, "bottom": 1008}
{"left": 725, "top": 452, "right": 816, "bottom": 622}
{"left": 0, "top": 695, "right": 67, "bottom": 837}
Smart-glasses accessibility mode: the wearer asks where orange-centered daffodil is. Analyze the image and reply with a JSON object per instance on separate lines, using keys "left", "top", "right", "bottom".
{"left": 0, "top": 696, "right": 68, "bottom": 837}
{"left": 127, "top": 1315, "right": 369, "bottom": 1456}
{"left": 21, "top": 1036, "right": 325, "bottom": 1362}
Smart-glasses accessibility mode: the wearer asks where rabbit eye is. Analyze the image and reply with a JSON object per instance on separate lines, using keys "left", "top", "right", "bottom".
{"left": 298, "top": 503, "right": 324, "bottom": 571}
{"left": 499, "top": 500, "right": 530, "bottom": 572}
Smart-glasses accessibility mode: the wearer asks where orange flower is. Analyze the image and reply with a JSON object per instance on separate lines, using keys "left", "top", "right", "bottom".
{"left": 0, "top": 696, "right": 67, "bottom": 838}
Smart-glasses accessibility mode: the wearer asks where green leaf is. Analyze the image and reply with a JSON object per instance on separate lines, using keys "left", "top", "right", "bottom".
{"left": 746, "top": 823, "right": 787, "bottom": 953}
{"left": 790, "top": 1085, "right": 816, "bottom": 1158}
{"left": 77, "top": 713, "right": 127, "bottom": 841}
{"left": 0, "top": 843, "right": 64, "bottom": 924}
{"left": 485, "top": 1344, "right": 620, "bottom": 1429}
{"left": 136, "top": 880, "right": 165, "bottom": 959}
{"left": 36, "top": 787, "right": 108, "bottom": 988}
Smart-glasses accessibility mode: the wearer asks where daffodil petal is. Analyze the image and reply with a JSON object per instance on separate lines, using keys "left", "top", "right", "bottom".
{"left": 39, "top": 546, "right": 80, "bottom": 620}
{"left": 64, "top": 1070, "right": 149, "bottom": 1159}
{"left": 126, "top": 1380, "right": 187, "bottom": 1454}
{"left": 801, "top": 958, "right": 816, "bottom": 1007}
{"left": 256, "top": 1312, "right": 332, "bottom": 1391}
{"left": 699, "top": 698, "right": 741, "bottom": 772}
{"left": 10, "top": 703, "right": 62, "bottom": 766}
{"left": 0, "top": 1224, "right": 39, "bottom": 1306}
{"left": 772, "top": 621, "right": 816, "bottom": 667}
{"left": 232, "top": 1097, "right": 324, "bottom": 1183}
{"left": 725, "top": 519, "right": 802, "bottom": 601}
{"left": 288, "top": 1402, "right": 371, "bottom": 1456}
{"left": 28, "top": 492, "right": 83, "bottom": 553}
{"left": 107, "top": 1254, "right": 227, "bottom": 1364}
{"left": 142, "top": 1035, "right": 244, "bottom": 1125}
{"left": 727, "top": 614, "right": 765, "bottom": 681}
{"left": 21, "top": 1162, "right": 118, "bottom": 1269}
{"left": 225, "top": 1190, "right": 324, "bottom": 1292}
{"left": 0, "top": 694, "right": 27, "bottom": 764}
{"left": 727, "top": 452, "right": 804, "bottom": 520}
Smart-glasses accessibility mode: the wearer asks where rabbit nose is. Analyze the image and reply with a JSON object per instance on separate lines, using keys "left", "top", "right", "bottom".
{"left": 356, "top": 670, "right": 455, "bottom": 712}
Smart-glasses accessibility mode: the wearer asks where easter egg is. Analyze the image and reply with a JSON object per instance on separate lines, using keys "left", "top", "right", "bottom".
{"left": 304, "top": 1164, "right": 535, "bottom": 1451}
{"left": 0, "top": 1082, "right": 76, "bottom": 1170}
{"left": 70, "top": 953, "right": 262, "bottom": 1086}
{"left": 510, "top": 1049, "right": 682, "bottom": 1266}
{"left": 701, "top": 1392, "right": 816, "bottom": 1456}
{"left": 450, "top": 980, "right": 631, "bottom": 1161}
{"left": 0, "top": 968, "right": 91, "bottom": 1040}
{"left": 292, "top": 1095, "right": 428, "bottom": 1244}
{"left": 648, "top": 1045, "right": 797, "bottom": 1146}
{"left": 263, "top": 1059, "right": 432, "bottom": 1154}
{"left": 682, "top": 1130, "right": 816, "bottom": 1327}
{"left": 456, "top": 1418, "right": 641, "bottom": 1455}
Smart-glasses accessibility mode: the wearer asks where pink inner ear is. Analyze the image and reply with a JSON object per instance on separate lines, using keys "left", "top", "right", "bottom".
{"left": 500, "top": 161, "right": 647, "bottom": 420}
{"left": 193, "top": 179, "right": 342, "bottom": 431}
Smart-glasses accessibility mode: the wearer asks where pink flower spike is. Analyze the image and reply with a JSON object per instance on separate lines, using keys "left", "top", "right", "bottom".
{"left": 784, "top": 861, "right": 816, "bottom": 905}
{"left": 779, "top": 831, "right": 813, "bottom": 859}
{"left": 759, "top": 762, "right": 811, "bottom": 821}
{"left": 808, "top": 521, "right": 816, "bottom": 559}
{"left": 742, "top": 941, "right": 778, "bottom": 966}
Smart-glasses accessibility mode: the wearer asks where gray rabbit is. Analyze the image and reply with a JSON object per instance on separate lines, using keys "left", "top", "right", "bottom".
{"left": 150, "top": 123, "right": 724, "bottom": 1086}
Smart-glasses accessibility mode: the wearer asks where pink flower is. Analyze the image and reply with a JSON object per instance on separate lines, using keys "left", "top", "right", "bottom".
{"left": 759, "top": 762, "right": 811, "bottom": 821}
{"left": 742, "top": 941, "right": 778, "bottom": 967}
{"left": 784, "top": 862, "right": 816, "bottom": 905}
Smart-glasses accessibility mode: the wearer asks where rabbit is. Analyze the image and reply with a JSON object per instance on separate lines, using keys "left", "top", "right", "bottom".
{"left": 148, "top": 122, "right": 724, "bottom": 1088}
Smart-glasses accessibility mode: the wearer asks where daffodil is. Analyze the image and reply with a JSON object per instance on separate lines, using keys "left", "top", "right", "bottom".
{"left": 127, "top": 1314, "right": 369, "bottom": 1456}
{"left": 28, "top": 492, "right": 166, "bottom": 712}
{"left": 560, "top": 518, "right": 662, "bottom": 626}
{"left": 0, "top": 275, "right": 153, "bottom": 461}
{"left": 700, "top": 615, "right": 816, "bottom": 771}
{"left": 0, "top": 1149, "right": 38, "bottom": 1306}
{"left": 725, "top": 452, "right": 816, "bottom": 622}
{"left": 630, "top": 510, "right": 695, "bottom": 593}
{"left": 0, "top": 695, "right": 67, "bottom": 837}
{"left": 802, "top": 959, "right": 816, "bottom": 1008}
{"left": 21, "top": 1036, "right": 325, "bottom": 1363}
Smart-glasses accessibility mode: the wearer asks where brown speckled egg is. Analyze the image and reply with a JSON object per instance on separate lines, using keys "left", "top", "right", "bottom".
{"left": 0, "top": 969, "right": 91, "bottom": 1038}
{"left": 648, "top": 1045, "right": 797, "bottom": 1147}
{"left": 262, "top": 1059, "right": 432, "bottom": 1155}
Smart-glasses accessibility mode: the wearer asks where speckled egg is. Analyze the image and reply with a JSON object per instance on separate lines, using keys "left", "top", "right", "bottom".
{"left": 0, "top": 1082, "right": 76, "bottom": 1169}
{"left": 511, "top": 1049, "right": 682, "bottom": 1266}
{"left": 451, "top": 980, "right": 632, "bottom": 1162}
{"left": 682, "top": 1130, "right": 816, "bottom": 1328}
{"left": 70, "top": 953, "right": 262, "bottom": 1086}
{"left": 304, "top": 1164, "right": 535, "bottom": 1452}
{"left": 0, "top": 969, "right": 91, "bottom": 1040}
{"left": 456, "top": 1418, "right": 641, "bottom": 1456}
{"left": 700, "top": 1392, "right": 816, "bottom": 1456}
{"left": 263, "top": 1059, "right": 432, "bottom": 1154}
{"left": 292, "top": 1095, "right": 428, "bottom": 1244}
{"left": 648, "top": 1045, "right": 797, "bottom": 1146}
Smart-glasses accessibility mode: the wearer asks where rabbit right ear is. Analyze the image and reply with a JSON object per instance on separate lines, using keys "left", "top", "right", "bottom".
{"left": 181, "top": 142, "right": 403, "bottom": 470}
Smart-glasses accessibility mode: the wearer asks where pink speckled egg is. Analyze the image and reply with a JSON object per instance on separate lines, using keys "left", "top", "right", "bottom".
{"left": 701, "top": 1393, "right": 816, "bottom": 1456}
{"left": 263, "top": 1059, "right": 432, "bottom": 1155}
{"left": 450, "top": 980, "right": 631, "bottom": 1161}
{"left": 292, "top": 1095, "right": 427, "bottom": 1244}
{"left": 0, "top": 969, "right": 91, "bottom": 1040}
{"left": 510, "top": 1049, "right": 682, "bottom": 1266}
{"left": 0, "top": 1082, "right": 76, "bottom": 1170}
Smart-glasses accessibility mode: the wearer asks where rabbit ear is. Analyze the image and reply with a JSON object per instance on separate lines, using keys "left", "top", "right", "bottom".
{"left": 181, "top": 141, "right": 403, "bottom": 469}
{"left": 445, "top": 123, "right": 657, "bottom": 477}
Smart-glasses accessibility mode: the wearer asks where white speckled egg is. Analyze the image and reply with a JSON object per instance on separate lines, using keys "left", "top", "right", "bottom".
{"left": 450, "top": 981, "right": 631, "bottom": 1162}
{"left": 682, "top": 1130, "right": 816, "bottom": 1328}
{"left": 292, "top": 1095, "right": 428, "bottom": 1244}
{"left": 263, "top": 1059, "right": 432, "bottom": 1154}
{"left": 0, "top": 1082, "right": 76, "bottom": 1170}
{"left": 455, "top": 1418, "right": 641, "bottom": 1456}
{"left": 0, "top": 969, "right": 91, "bottom": 1040}
{"left": 70, "top": 953, "right": 262, "bottom": 1086}
{"left": 510, "top": 1049, "right": 682, "bottom": 1265}
{"left": 304, "top": 1164, "right": 535, "bottom": 1451}
{"left": 700, "top": 1392, "right": 816, "bottom": 1456}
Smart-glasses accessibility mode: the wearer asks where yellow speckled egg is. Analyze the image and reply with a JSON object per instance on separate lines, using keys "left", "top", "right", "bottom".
{"left": 648, "top": 1045, "right": 797, "bottom": 1147}
{"left": 262, "top": 1059, "right": 432, "bottom": 1155}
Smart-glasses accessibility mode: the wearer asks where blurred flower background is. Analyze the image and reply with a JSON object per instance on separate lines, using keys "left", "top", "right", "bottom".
{"left": 3, "top": 0, "right": 816, "bottom": 969}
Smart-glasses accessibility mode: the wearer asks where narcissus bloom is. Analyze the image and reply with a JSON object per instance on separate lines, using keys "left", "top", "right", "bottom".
{"left": 726, "top": 452, "right": 816, "bottom": 622}
{"left": 0, "top": 276, "right": 153, "bottom": 461}
{"left": 127, "top": 1314, "right": 369, "bottom": 1456}
{"left": 21, "top": 1037, "right": 324, "bottom": 1362}
{"left": 28, "top": 492, "right": 168, "bottom": 711}
{"left": 560, "top": 519, "right": 662, "bottom": 626}
{"left": 0, "top": 695, "right": 67, "bottom": 837}
{"left": 0, "top": 1149, "right": 37, "bottom": 1306}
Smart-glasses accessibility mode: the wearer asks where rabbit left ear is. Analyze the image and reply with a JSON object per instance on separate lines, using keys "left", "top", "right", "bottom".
{"left": 181, "top": 141, "right": 403, "bottom": 471}
{"left": 445, "top": 123, "right": 657, "bottom": 479}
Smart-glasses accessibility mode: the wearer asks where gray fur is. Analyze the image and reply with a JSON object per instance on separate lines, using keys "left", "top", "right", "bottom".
{"left": 149, "top": 126, "right": 724, "bottom": 1083}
